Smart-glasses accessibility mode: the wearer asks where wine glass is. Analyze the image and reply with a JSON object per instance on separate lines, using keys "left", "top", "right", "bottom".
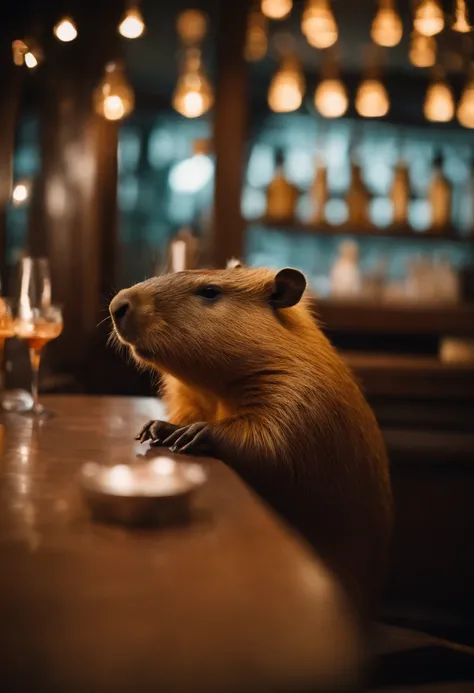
{"left": 0, "top": 297, "right": 16, "bottom": 410}
{"left": 14, "top": 258, "right": 63, "bottom": 417}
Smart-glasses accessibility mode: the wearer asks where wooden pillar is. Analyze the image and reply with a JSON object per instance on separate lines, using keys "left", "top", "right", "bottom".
{"left": 211, "top": 0, "right": 250, "bottom": 268}
{"left": 0, "top": 59, "right": 22, "bottom": 291}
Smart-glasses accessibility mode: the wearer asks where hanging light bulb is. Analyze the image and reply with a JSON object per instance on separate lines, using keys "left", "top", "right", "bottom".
{"left": 245, "top": 9, "right": 268, "bottom": 61}
{"left": 452, "top": 0, "right": 471, "bottom": 32}
{"left": 261, "top": 0, "right": 292, "bottom": 20}
{"left": 177, "top": 9, "right": 208, "bottom": 45}
{"left": 268, "top": 56, "right": 305, "bottom": 112}
{"left": 457, "top": 79, "right": 474, "bottom": 128}
{"left": 302, "top": 0, "right": 338, "bottom": 49}
{"left": 94, "top": 62, "right": 135, "bottom": 121}
{"left": 54, "top": 16, "right": 78, "bottom": 42}
{"left": 356, "top": 79, "right": 389, "bottom": 117}
{"left": 314, "top": 78, "right": 348, "bottom": 118}
{"left": 119, "top": 5, "right": 145, "bottom": 39}
{"left": 424, "top": 78, "right": 454, "bottom": 122}
{"left": 12, "top": 39, "right": 28, "bottom": 66}
{"left": 173, "top": 49, "right": 214, "bottom": 118}
{"left": 413, "top": 0, "right": 444, "bottom": 37}
{"left": 409, "top": 31, "right": 436, "bottom": 67}
{"left": 371, "top": 0, "right": 403, "bottom": 47}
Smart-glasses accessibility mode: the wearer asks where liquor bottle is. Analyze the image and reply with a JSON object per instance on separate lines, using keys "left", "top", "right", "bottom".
{"left": 428, "top": 152, "right": 452, "bottom": 232}
{"left": 309, "top": 153, "right": 328, "bottom": 225}
{"left": 390, "top": 157, "right": 410, "bottom": 227}
{"left": 346, "top": 155, "right": 371, "bottom": 228}
{"left": 265, "top": 149, "right": 299, "bottom": 223}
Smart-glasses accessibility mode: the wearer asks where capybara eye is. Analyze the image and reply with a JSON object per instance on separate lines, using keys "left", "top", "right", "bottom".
{"left": 195, "top": 286, "right": 222, "bottom": 301}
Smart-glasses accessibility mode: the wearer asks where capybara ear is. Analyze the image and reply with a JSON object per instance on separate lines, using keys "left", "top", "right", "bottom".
{"left": 226, "top": 258, "right": 243, "bottom": 269}
{"left": 269, "top": 268, "right": 307, "bottom": 309}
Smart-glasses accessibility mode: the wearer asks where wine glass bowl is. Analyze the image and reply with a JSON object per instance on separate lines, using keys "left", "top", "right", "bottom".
{"left": 14, "top": 259, "right": 63, "bottom": 417}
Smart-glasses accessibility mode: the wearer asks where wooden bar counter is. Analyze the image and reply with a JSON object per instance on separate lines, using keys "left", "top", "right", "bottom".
{"left": 0, "top": 396, "right": 362, "bottom": 693}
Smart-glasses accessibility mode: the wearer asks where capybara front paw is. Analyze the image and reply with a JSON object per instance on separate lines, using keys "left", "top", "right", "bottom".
{"left": 162, "top": 422, "right": 214, "bottom": 456}
{"left": 135, "top": 420, "right": 182, "bottom": 445}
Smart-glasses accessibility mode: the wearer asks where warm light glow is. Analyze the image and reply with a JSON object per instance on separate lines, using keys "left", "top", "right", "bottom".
{"left": 12, "top": 39, "right": 28, "bottom": 66}
{"left": 119, "top": 7, "right": 145, "bottom": 39}
{"left": 54, "top": 17, "right": 78, "bottom": 42}
{"left": 177, "top": 9, "right": 207, "bottom": 44}
{"left": 302, "top": 0, "right": 338, "bottom": 49}
{"left": 409, "top": 31, "right": 436, "bottom": 67}
{"left": 12, "top": 182, "right": 29, "bottom": 205}
{"left": 371, "top": 0, "right": 403, "bottom": 47}
{"left": 314, "top": 79, "right": 348, "bottom": 118}
{"left": 24, "top": 52, "right": 38, "bottom": 69}
{"left": 245, "top": 10, "right": 268, "bottom": 61}
{"left": 173, "top": 73, "right": 213, "bottom": 118}
{"left": 355, "top": 79, "right": 389, "bottom": 117}
{"left": 261, "top": 0, "right": 293, "bottom": 20}
{"left": 457, "top": 80, "right": 474, "bottom": 128}
{"left": 413, "top": 0, "right": 444, "bottom": 37}
{"left": 424, "top": 80, "right": 454, "bottom": 122}
{"left": 268, "top": 58, "right": 305, "bottom": 113}
{"left": 452, "top": 0, "right": 471, "bottom": 32}
{"left": 94, "top": 63, "right": 135, "bottom": 121}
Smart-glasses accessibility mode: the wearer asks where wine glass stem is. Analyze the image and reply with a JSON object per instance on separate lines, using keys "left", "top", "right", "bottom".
{"left": 29, "top": 348, "right": 41, "bottom": 412}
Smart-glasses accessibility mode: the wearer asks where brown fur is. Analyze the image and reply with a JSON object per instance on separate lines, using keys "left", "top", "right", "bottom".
{"left": 111, "top": 267, "right": 393, "bottom": 622}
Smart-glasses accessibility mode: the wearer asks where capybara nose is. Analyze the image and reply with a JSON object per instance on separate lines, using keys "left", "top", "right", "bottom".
{"left": 110, "top": 294, "right": 133, "bottom": 335}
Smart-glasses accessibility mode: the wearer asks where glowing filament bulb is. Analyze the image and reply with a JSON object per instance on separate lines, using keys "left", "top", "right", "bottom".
{"left": 457, "top": 80, "right": 474, "bottom": 128}
{"left": 245, "top": 10, "right": 268, "bottom": 61}
{"left": 173, "top": 50, "right": 214, "bottom": 119}
{"left": 314, "top": 79, "right": 348, "bottom": 118}
{"left": 452, "top": 0, "right": 471, "bottom": 32}
{"left": 355, "top": 79, "right": 389, "bottom": 118}
{"left": 424, "top": 80, "right": 454, "bottom": 122}
{"left": 94, "top": 63, "right": 135, "bottom": 121}
{"left": 24, "top": 52, "right": 38, "bottom": 68}
{"left": 302, "top": 0, "right": 338, "bottom": 49}
{"left": 119, "top": 7, "right": 145, "bottom": 39}
{"left": 54, "top": 17, "right": 78, "bottom": 42}
{"left": 413, "top": 0, "right": 444, "bottom": 37}
{"left": 261, "top": 0, "right": 293, "bottom": 20}
{"left": 409, "top": 31, "right": 436, "bottom": 67}
{"left": 371, "top": 0, "right": 403, "bottom": 47}
{"left": 268, "top": 57, "right": 305, "bottom": 113}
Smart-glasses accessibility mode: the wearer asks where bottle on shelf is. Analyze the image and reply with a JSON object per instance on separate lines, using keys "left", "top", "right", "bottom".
{"left": 330, "top": 240, "right": 362, "bottom": 299}
{"left": 346, "top": 153, "right": 371, "bottom": 228}
{"left": 309, "top": 153, "right": 328, "bottom": 225}
{"left": 390, "top": 156, "right": 410, "bottom": 227}
{"left": 166, "top": 227, "right": 199, "bottom": 273}
{"left": 265, "top": 148, "right": 299, "bottom": 223}
{"left": 428, "top": 151, "right": 452, "bottom": 232}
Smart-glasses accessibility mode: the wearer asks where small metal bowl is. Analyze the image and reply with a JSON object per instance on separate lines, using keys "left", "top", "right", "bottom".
{"left": 79, "top": 457, "right": 207, "bottom": 528}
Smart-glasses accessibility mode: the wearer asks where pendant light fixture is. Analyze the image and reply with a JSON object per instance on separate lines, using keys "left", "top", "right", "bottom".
{"left": 302, "top": 0, "right": 338, "bottom": 49}
{"left": 261, "top": 0, "right": 293, "bottom": 20}
{"left": 452, "top": 0, "right": 471, "bottom": 32}
{"left": 173, "top": 48, "right": 214, "bottom": 118}
{"left": 314, "top": 50, "right": 348, "bottom": 118}
{"left": 409, "top": 31, "right": 436, "bottom": 67}
{"left": 245, "top": 8, "right": 269, "bottom": 61}
{"left": 268, "top": 55, "right": 305, "bottom": 112}
{"left": 94, "top": 62, "right": 135, "bottom": 121}
{"left": 119, "top": 1, "right": 145, "bottom": 39}
{"left": 413, "top": 0, "right": 445, "bottom": 37}
{"left": 54, "top": 16, "right": 78, "bottom": 42}
{"left": 457, "top": 71, "right": 474, "bottom": 128}
{"left": 424, "top": 69, "right": 455, "bottom": 122}
{"left": 371, "top": 0, "right": 403, "bottom": 48}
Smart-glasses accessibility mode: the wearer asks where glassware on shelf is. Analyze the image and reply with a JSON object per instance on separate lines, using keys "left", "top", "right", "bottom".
{"left": 14, "top": 258, "right": 63, "bottom": 417}
{"left": 330, "top": 240, "right": 362, "bottom": 299}
{"left": 346, "top": 159, "right": 371, "bottom": 228}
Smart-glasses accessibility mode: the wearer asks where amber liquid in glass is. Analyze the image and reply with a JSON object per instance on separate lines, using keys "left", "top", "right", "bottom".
{"left": 15, "top": 321, "right": 63, "bottom": 349}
